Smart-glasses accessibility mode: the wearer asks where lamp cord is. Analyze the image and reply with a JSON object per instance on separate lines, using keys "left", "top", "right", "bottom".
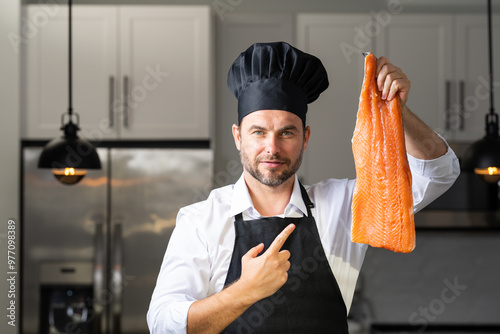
{"left": 68, "top": 0, "right": 73, "bottom": 117}
{"left": 488, "top": 0, "right": 495, "bottom": 116}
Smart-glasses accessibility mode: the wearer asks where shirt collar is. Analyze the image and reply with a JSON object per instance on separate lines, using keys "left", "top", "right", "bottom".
{"left": 229, "top": 173, "right": 308, "bottom": 218}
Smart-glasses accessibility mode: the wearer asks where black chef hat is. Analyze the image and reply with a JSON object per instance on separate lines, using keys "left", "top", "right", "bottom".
{"left": 227, "top": 41, "right": 329, "bottom": 125}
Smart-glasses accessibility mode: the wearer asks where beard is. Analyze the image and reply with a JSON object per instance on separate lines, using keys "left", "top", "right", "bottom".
{"left": 239, "top": 143, "right": 304, "bottom": 187}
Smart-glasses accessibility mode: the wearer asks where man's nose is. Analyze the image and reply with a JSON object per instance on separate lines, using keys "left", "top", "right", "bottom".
{"left": 265, "top": 134, "right": 280, "bottom": 155}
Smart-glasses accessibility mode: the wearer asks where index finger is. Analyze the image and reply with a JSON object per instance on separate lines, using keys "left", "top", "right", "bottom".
{"left": 267, "top": 224, "right": 296, "bottom": 253}
{"left": 375, "top": 56, "right": 390, "bottom": 76}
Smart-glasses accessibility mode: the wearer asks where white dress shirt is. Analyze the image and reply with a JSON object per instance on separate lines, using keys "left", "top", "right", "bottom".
{"left": 147, "top": 147, "right": 460, "bottom": 334}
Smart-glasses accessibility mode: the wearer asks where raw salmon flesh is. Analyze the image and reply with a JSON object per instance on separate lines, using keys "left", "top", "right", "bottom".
{"left": 351, "top": 53, "right": 415, "bottom": 253}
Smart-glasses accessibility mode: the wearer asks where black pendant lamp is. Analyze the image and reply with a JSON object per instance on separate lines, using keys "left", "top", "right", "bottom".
{"left": 38, "top": 0, "right": 101, "bottom": 185}
{"left": 462, "top": 0, "right": 500, "bottom": 183}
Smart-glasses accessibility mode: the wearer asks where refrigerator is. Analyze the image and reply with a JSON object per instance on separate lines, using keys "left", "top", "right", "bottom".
{"left": 22, "top": 146, "right": 213, "bottom": 334}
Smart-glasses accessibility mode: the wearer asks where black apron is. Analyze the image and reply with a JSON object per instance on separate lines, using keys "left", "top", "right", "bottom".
{"left": 222, "top": 183, "right": 348, "bottom": 334}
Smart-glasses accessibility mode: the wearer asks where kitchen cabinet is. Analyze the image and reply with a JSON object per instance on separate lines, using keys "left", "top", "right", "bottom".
{"left": 376, "top": 15, "right": 453, "bottom": 138}
{"left": 455, "top": 14, "right": 500, "bottom": 142}
{"left": 23, "top": 5, "right": 214, "bottom": 140}
{"left": 23, "top": 6, "right": 117, "bottom": 140}
{"left": 377, "top": 14, "right": 500, "bottom": 142}
{"left": 296, "top": 13, "right": 373, "bottom": 182}
{"left": 118, "top": 6, "right": 213, "bottom": 140}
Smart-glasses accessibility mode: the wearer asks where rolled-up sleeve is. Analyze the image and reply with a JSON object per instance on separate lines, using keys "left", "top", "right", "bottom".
{"left": 408, "top": 142, "right": 460, "bottom": 213}
{"left": 147, "top": 208, "right": 211, "bottom": 334}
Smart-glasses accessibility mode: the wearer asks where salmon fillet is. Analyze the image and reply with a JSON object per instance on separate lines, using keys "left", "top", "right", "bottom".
{"left": 351, "top": 53, "right": 415, "bottom": 253}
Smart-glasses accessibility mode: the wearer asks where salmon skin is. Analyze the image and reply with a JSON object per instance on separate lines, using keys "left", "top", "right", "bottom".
{"left": 351, "top": 53, "right": 415, "bottom": 253}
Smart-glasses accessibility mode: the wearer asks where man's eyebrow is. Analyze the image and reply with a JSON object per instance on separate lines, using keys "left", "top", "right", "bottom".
{"left": 278, "top": 125, "right": 299, "bottom": 132}
{"left": 247, "top": 125, "right": 267, "bottom": 132}
{"left": 246, "top": 124, "right": 299, "bottom": 132}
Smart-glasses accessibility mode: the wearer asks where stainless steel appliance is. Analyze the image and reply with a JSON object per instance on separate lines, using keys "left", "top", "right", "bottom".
{"left": 22, "top": 146, "right": 213, "bottom": 334}
{"left": 39, "top": 261, "right": 94, "bottom": 334}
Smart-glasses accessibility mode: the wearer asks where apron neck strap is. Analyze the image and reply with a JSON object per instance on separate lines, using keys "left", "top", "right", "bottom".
{"left": 298, "top": 182, "right": 314, "bottom": 217}
{"left": 235, "top": 181, "right": 315, "bottom": 221}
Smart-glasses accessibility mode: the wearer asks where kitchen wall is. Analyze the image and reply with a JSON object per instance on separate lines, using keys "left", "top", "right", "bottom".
{"left": 0, "top": 1, "right": 20, "bottom": 334}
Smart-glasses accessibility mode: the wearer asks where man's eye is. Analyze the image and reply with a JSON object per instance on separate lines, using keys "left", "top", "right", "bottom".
{"left": 253, "top": 131, "right": 264, "bottom": 135}
{"left": 282, "top": 131, "right": 293, "bottom": 136}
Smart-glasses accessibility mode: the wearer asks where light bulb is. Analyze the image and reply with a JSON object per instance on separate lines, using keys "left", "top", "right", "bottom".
{"left": 474, "top": 166, "right": 500, "bottom": 183}
{"left": 52, "top": 168, "right": 87, "bottom": 185}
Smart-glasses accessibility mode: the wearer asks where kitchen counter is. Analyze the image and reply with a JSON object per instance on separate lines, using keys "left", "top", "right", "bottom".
{"left": 415, "top": 210, "right": 500, "bottom": 230}
{"left": 371, "top": 323, "right": 500, "bottom": 334}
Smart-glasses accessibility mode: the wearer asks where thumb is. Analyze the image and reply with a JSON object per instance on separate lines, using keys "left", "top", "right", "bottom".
{"left": 244, "top": 243, "right": 264, "bottom": 259}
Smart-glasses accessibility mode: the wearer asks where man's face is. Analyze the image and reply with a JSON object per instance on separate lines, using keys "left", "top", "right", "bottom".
{"left": 232, "top": 110, "right": 310, "bottom": 187}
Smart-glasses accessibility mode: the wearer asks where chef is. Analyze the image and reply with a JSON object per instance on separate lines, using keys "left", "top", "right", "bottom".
{"left": 147, "top": 42, "right": 460, "bottom": 333}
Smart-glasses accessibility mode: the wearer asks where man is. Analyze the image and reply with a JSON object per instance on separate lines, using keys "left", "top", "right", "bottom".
{"left": 147, "top": 42, "right": 460, "bottom": 333}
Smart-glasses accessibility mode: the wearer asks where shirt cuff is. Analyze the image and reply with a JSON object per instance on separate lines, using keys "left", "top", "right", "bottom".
{"left": 407, "top": 134, "right": 459, "bottom": 178}
{"left": 156, "top": 300, "right": 194, "bottom": 334}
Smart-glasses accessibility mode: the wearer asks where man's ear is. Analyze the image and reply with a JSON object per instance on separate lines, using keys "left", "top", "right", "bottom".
{"left": 232, "top": 124, "right": 241, "bottom": 151}
{"left": 303, "top": 125, "right": 311, "bottom": 151}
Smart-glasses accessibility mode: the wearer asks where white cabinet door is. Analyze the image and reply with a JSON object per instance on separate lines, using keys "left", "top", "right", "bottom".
{"left": 119, "top": 6, "right": 213, "bottom": 139}
{"left": 24, "top": 6, "right": 118, "bottom": 140}
{"left": 455, "top": 14, "right": 500, "bottom": 142}
{"left": 377, "top": 15, "right": 453, "bottom": 139}
{"left": 297, "top": 14, "right": 373, "bottom": 182}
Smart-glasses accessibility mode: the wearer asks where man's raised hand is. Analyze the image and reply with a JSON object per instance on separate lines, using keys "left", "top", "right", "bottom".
{"left": 238, "top": 224, "right": 296, "bottom": 304}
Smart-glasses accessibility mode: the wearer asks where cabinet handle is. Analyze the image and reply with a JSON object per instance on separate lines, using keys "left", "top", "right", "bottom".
{"left": 123, "top": 76, "right": 129, "bottom": 129}
{"left": 459, "top": 81, "right": 465, "bottom": 131}
{"left": 109, "top": 76, "right": 114, "bottom": 128}
{"left": 445, "top": 81, "right": 451, "bottom": 131}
